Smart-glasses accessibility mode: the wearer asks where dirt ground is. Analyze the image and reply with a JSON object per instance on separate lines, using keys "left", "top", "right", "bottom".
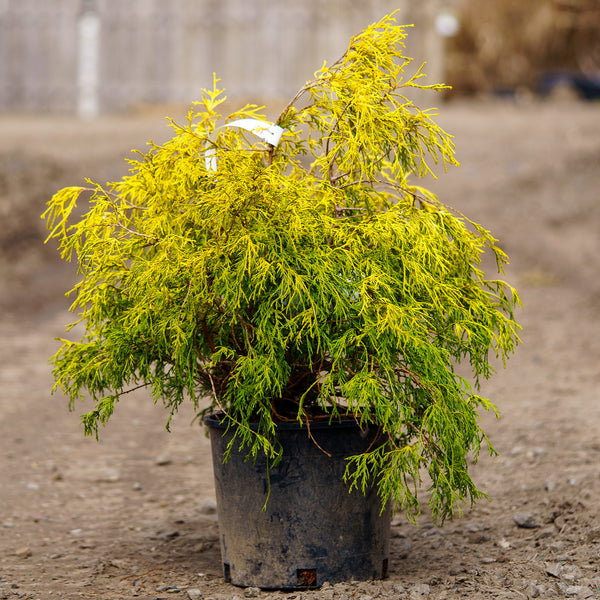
{"left": 1, "top": 97, "right": 599, "bottom": 600}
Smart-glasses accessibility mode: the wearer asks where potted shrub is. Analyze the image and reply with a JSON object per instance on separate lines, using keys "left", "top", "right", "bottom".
{"left": 43, "top": 13, "right": 521, "bottom": 590}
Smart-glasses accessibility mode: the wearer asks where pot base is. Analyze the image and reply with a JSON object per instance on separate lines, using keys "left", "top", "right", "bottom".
{"left": 205, "top": 415, "right": 391, "bottom": 589}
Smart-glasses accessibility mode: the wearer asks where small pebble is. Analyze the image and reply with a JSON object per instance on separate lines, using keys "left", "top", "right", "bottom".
{"left": 156, "top": 454, "right": 172, "bottom": 466}
{"left": 545, "top": 562, "right": 563, "bottom": 578}
{"left": 14, "top": 547, "right": 32, "bottom": 558}
{"left": 513, "top": 513, "right": 540, "bottom": 528}
{"left": 198, "top": 497, "right": 217, "bottom": 515}
{"left": 408, "top": 582, "right": 431, "bottom": 597}
{"left": 523, "top": 580, "right": 541, "bottom": 598}
{"left": 466, "top": 521, "right": 486, "bottom": 533}
{"left": 96, "top": 469, "right": 121, "bottom": 483}
{"left": 244, "top": 587, "right": 261, "bottom": 598}
{"left": 526, "top": 447, "right": 544, "bottom": 458}
{"left": 536, "top": 525, "right": 556, "bottom": 539}
{"left": 550, "top": 540, "right": 566, "bottom": 551}
{"left": 564, "top": 585, "right": 593, "bottom": 597}
{"left": 187, "top": 590, "right": 202, "bottom": 600}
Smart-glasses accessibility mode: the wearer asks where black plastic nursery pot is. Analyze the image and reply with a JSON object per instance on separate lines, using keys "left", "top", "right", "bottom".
{"left": 204, "top": 414, "right": 391, "bottom": 590}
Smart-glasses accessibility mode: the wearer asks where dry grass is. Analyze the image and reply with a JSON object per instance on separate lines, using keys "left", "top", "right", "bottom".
{"left": 445, "top": 0, "right": 600, "bottom": 96}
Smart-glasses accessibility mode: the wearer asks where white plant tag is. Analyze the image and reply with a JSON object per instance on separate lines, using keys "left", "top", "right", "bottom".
{"left": 205, "top": 118, "right": 284, "bottom": 172}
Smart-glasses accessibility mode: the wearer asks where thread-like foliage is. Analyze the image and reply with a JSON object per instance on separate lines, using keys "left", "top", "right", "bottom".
{"left": 43, "top": 14, "right": 520, "bottom": 524}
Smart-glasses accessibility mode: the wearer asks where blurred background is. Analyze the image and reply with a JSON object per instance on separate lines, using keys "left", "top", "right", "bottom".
{"left": 1, "top": 0, "right": 599, "bottom": 116}
{"left": 1, "top": 5, "right": 599, "bottom": 596}
{"left": 0, "top": 0, "right": 599, "bottom": 317}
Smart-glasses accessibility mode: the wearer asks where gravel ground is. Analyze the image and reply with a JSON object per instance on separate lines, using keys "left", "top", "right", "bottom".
{"left": 1, "top": 96, "right": 599, "bottom": 599}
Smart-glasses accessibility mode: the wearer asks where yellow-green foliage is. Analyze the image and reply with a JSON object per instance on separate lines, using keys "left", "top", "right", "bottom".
{"left": 43, "top": 14, "right": 520, "bottom": 524}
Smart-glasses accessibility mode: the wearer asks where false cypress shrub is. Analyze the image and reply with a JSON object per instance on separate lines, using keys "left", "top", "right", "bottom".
{"left": 44, "top": 14, "right": 521, "bottom": 523}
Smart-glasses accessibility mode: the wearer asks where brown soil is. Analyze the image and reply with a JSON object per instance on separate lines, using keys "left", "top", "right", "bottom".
{"left": 1, "top": 98, "right": 599, "bottom": 599}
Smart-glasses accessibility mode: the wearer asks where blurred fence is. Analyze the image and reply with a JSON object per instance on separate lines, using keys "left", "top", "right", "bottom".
{"left": 0, "top": 0, "right": 445, "bottom": 116}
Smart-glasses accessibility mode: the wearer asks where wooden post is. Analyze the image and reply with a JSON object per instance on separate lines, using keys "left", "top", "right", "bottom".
{"left": 77, "top": 0, "right": 100, "bottom": 118}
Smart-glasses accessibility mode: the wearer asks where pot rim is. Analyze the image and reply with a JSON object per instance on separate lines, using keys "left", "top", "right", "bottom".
{"left": 203, "top": 412, "right": 371, "bottom": 432}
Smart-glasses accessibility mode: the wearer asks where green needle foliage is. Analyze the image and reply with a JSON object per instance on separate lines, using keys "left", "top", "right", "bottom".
{"left": 43, "top": 14, "right": 521, "bottom": 524}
